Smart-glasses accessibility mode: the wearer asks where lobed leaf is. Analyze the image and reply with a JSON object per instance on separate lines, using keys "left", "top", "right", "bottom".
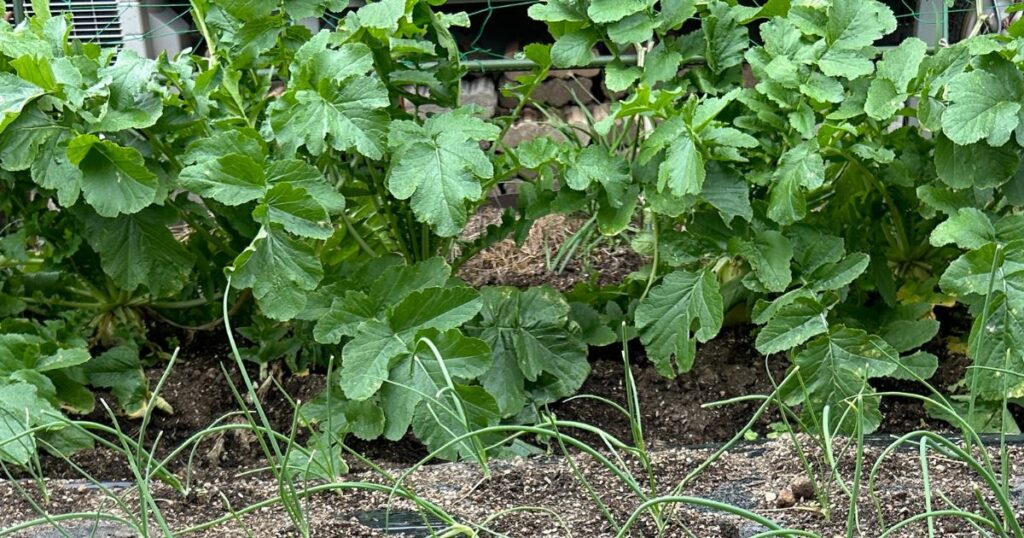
{"left": 636, "top": 269, "right": 723, "bottom": 377}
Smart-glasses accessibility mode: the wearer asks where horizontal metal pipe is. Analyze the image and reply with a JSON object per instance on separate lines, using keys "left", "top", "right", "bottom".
{"left": 462, "top": 53, "right": 639, "bottom": 73}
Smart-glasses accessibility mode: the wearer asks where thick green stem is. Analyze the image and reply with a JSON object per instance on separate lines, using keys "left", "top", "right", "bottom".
{"left": 341, "top": 212, "right": 378, "bottom": 257}
{"left": 142, "top": 128, "right": 183, "bottom": 173}
{"left": 166, "top": 199, "right": 235, "bottom": 256}
{"left": 421, "top": 221, "right": 431, "bottom": 260}
{"left": 640, "top": 212, "right": 659, "bottom": 302}
{"left": 364, "top": 156, "right": 413, "bottom": 260}
{"left": 0, "top": 257, "right": 44, "bottom": 268}
{"left": 189, "top": 0, "right": 218, "bottom": 60}
{"left": 147, "top": 296, "right": 218, "bottom": 309}
{"left": 826, "top": 147, "right": 910, "bottom": 258}
{"left": 21, "top": 297, "right": 107, "bottom": 310}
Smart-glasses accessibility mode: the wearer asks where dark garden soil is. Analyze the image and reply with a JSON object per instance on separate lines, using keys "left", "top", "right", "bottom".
{"left": 4, "top": 325, "right": 1017, "bottom": 537}
{"left": 4, "top": 323, "right": 975, "bottom": 483}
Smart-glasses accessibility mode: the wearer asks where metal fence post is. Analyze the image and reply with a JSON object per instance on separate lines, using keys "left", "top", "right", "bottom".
{"left": 11, "top": 0, "right": 26, "bottom": 24}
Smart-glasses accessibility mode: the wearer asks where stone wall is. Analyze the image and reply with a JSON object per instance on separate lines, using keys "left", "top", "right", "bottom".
{"left": 401, "top": 66, "right": 621, "bottom": 199}
{"left": 404, "top": 67, "right": 617, "bottom": 148}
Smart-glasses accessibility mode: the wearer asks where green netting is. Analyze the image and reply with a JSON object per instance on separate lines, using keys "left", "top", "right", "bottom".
{"left": 3, "top": 0, "right": 1017, "bottom": 69}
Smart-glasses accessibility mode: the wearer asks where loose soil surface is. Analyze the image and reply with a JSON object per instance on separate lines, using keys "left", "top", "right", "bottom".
{"left": 3, "top": 436, "right": 1023, "bottom": 537}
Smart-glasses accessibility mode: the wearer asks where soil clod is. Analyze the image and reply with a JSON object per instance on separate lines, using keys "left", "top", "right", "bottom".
{"left": 775, "top": 486, "right": 796, "bottom": 508}
{"left": 789, "top": 476, "right": 815, "bottom": 500}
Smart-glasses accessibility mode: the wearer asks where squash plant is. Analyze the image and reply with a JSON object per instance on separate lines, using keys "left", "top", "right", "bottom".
{"left": 527, "top": 0, "right": 1024, "bottom": 434}
{"left": 0, "top": 0, "right": 582, "bottom": 463}
{"left": 4, "top": 0, "right": 1024, "bottom": 467}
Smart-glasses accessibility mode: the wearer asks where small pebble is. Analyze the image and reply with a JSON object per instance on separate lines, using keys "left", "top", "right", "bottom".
{"left": 776, "top": 486, "right": 796, "bottom": 508}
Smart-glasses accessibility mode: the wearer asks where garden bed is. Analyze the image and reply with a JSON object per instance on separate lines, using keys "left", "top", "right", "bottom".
{"left": 5, "top": 1, "right": 1024, "bottom": 532}
{"left": 4, "top": 320, "right": 1013, "bottom": 537}
{"left": 1, "top": 210, "right": 1014, "bottom": 537}
{"left": 1, "top": 322, "right": 974, "bottom": 482}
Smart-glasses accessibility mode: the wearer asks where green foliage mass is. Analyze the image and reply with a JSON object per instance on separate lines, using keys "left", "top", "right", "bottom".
{"left": 3, "top": 0, "right": 1024, "bottom": 464}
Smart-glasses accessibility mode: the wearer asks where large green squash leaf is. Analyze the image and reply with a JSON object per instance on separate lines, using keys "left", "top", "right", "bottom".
{"left": 933, "top": 135, "right": 1019, "bottom": 190}
{"left": 865, "top": 38, "right": 926, "bottom": 120}
{"left": 767, "top": 142, "right": 824, "bottom": 225}
{"left": 0, "top": 105, "right": 57, "bottom": 171}
{"left": 380, "top": 328, "right": 492, "bottom": 441}
{"left": 527, "top": 0, "right": 587, "bottom": 23}
{"left": 314, "top": 257, "right": 452, "bottom": 344}
{"left": 635, "top": 269, "right": 723, "bottom": 377}
{"left": 730, "top": 230, "right": 793, "bottom": 293}
{"left": 0, "top": 333, "right": 92, "bottom": 414}
{"left": 270, "top": 77, "right": 390, "bottom": 159}
{"left": 755, "top": 297, "right": 829, "bottom": 355}
{"left": 253, "top": 183, "right": 333, "bottom": 240}
{"left": 88, "top": 51, "right": 163, "bottom": 132}
{"left": 963, "top": 290, "right": 1024, "bottom": 401}
{"left": 565, "top": 146, "right": 630, "bottom": 204}
{"left": 818, "top": 0, "right": 895, "bottom": 78}
{"left": 412, "top": 383, "right": 500, "bottom": 461}
{"left": 0, "top": 73, "right": 44, "bottom": 134}
{"left": 340, "top": 286, "right": 482, "bottom": 400}
{"left": 299, "top": 387, "right": 384, "bottom": 442}
{"left": 939, "top": 240, "right": 1024, "bottom": 300}
{"left": 66, "top": 134, "right": 160, "bottom": 217}
{"left": 641, "top": 117, "right": 706, "bottom": 197}
{"left": 83, "top": 345, "right": 152, "bottom": 416}
{"left": 179, "top": 150, "right": 267, "bottom": 205}
{"left": 930, "top": 208, "right": 996, "bottom": 250}
{"left": 292, "top": 33, "right": 373, "bottom": 87}
{"left": 355, "top": 0, "right": 408, "bottom": 31}
{"left": 83, "top": 207, "right": 196, "bottom": 298}
{"left": 230, "top": 225, "right": 324, "bottom": 321}
{"left": 26, "top": 123, "right": 83, "bottom": 207}
{"left": 550, "top": 29, "right": 599, "bottom": 68}
{"left": 781, "top": 327, "right": 900, "bottom": 434}
{"left": 386, "top": 110, "right": 500, "bottom": 237}
{"left": 472, "top": 286, "right": 588, "bottom": 416}
{"left": 587, "top": 0, "right": 647, "bottom": 23}
{"left": 179, "top": 127, "right": 343, "bottom": 214}
{"left": 808, "top": 253, "right": 870, "bottom": 292}
{"left": 29, "top": 135, "right": 80, "bottom": 206}
{"left": 703, "top": 1, "right": 748, "bottom": 74}
{"left": 941, "top": 59, "right": 1024, "bottom": 146}
{"left": 0, "top": 383, "right": 60, "bottom": 464}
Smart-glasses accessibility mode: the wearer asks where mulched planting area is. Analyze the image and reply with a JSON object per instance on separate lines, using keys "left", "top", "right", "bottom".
{"left": 3, "top": 212, "right": 1021, "bottom": 536}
